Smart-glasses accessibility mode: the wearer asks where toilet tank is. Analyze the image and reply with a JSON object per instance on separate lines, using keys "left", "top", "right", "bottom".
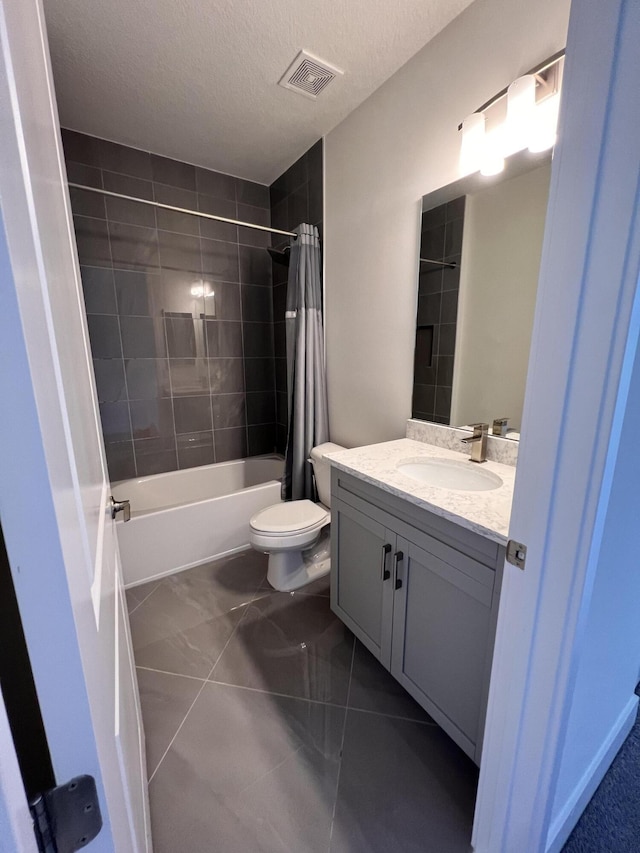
{"left": 310, "top": 442, "right": 345, "bottom": 507}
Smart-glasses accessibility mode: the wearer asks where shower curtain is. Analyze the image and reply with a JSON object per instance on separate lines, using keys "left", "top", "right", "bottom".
{"left": 282, "top": 224, "right": 329, "bottom": 501}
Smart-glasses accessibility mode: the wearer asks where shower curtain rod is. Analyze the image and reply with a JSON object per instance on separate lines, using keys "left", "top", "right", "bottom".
{"left": 68, "top": 183, "right": 298, "bottom": 238}
{"left": 420, "top": 257, "right": 457, "bottom": 269}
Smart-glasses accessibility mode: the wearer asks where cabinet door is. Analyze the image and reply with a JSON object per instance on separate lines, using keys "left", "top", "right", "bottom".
{"left": 391, "top": 537, "right": 494, "bottom": 761}
{"left": 330, "top": 500, "right": 394, "bottom": 667}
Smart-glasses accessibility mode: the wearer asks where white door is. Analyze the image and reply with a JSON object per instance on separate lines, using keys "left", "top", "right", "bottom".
{"left": 0, "top": 0, "right": 150, "bottom": 850}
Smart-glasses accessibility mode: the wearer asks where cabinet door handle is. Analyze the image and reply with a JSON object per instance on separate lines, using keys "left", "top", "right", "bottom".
{"left": 394, "top": 550, "right": 404, "bottom": 590}
{"left": 380, "top": 543, "right": 392, "bottom": 580}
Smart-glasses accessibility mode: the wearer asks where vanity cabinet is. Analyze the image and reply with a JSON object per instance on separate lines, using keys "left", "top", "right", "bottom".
{"left": 330, "top": 467, "right": 505, "bottom": 765}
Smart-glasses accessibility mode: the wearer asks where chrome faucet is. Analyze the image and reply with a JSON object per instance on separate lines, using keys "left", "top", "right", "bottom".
{"left": 461, "top": 423, "right": 489, "bottom": 463}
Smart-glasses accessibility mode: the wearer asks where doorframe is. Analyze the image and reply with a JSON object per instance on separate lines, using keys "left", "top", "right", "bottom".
{"left": 473, "top": 0, "right": 640, "bottom": 849}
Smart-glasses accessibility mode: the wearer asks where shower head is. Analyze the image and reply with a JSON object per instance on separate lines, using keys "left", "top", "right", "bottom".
{"left": 267, "top": 246, "right": 291, "bottom": 267}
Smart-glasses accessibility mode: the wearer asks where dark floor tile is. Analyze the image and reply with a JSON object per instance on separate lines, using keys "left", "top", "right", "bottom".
{"left": 137, "top": 668, "right": 202, "bottom": 777}
{"left": 348, "top": 642, "right": 436, "bottom": 722}
{"left": 211, "top": 591, "right": 354, "bottom": 705}
{"left": 330, "top": 710, "right": 477, "bottom": 853}
{"left": 214, "top": 427, "right": 247, "bottom": 462}
{"left": 109, "top": 221, "right": 159, "bottom": 271}
{"left": 148, "top": 682, "right": 344, "bottom": 853}
{"left": 81, "top": 266, "right": 117, "bottom": 314}
{"left": 130, "top": 551, "right": 267, "bottom": 678}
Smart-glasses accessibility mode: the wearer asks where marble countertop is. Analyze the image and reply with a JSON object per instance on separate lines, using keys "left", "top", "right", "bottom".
{"left": 327, "top": 438, "right": 515, "bottom": 545}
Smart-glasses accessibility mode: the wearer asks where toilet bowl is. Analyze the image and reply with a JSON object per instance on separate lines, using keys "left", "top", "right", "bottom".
{"left": 249, "top": 442, "right": 344, "bottom": 591}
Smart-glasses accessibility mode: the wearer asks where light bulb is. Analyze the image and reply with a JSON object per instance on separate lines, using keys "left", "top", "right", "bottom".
{"left": 529, "top": 93, "right": 561, "bottom": 153}
{"left": 505, "top": 75, "right": 536, "bottom": 155}
{"left": 460, "top": 112, "right": 485, "bottom": 176}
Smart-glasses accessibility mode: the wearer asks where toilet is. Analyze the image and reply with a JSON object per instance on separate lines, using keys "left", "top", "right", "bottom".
{"left": 249, "top": 442, "right": 345, "bottom": 592}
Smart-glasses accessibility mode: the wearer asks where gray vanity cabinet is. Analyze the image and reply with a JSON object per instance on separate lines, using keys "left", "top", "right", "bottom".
{"left": 330, "top": 499, "right": 395, "bottom": 668}
{"left": 330, "top": 467, "right": 504, "bottom": 765}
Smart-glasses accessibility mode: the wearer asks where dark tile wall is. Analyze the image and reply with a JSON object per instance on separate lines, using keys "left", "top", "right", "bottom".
{"left": 412, "top": 196, "right": 465, "bottom": 425}
{"left": 269, "top": 139, "right": 323, "bottom": 454}
{"left": 62, "top": 130, "right": 276, "bottom": 480}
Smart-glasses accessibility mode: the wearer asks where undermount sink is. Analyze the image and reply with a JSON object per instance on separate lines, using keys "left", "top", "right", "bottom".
{"left": 397, "top": 458, "right": 503, "bottom": 492}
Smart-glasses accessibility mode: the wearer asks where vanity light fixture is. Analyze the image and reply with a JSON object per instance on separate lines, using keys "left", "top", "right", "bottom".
{"left": 459, "top": 51, "right": 564, "bottom": 177}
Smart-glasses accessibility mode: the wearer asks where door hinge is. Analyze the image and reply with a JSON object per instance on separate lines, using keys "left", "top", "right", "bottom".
{"left": 30, "top": 775, "right": 102, "bottom": 853}
{"left": 506, "top": 539, "right": 527, "bottom": 570}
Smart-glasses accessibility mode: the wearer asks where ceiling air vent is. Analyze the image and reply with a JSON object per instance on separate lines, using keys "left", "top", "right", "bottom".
{"left": 278, "top": 50, "right": 343, "bottom": 100}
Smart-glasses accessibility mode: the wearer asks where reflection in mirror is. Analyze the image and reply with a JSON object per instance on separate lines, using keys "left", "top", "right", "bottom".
{"left": 412, "top": 150, "right": 552, "bottom": 439}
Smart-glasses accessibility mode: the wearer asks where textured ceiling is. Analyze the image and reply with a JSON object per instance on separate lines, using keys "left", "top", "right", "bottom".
{"left": 43, "top": 0, "right": 474, "bottom": 184}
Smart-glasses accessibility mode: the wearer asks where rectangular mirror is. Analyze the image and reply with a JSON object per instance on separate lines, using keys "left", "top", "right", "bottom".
{"left": 412, "top": 149, "right": 552, "bottom": 439}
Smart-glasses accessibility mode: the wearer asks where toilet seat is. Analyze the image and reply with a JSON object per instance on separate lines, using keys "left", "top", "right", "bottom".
{"left": 250, "top": 500, "right": 329, "bottom": 535}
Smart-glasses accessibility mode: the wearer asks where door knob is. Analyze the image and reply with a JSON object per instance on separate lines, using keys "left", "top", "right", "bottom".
{"left": 110, "top": 496, "right": 131, "bottom": 522}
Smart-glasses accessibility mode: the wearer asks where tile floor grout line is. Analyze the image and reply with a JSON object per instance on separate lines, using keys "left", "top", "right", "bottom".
{"left": 126, "top": 582, "right": 161, "bottom": 616}
{"left": 203, "top": 678, "right": 349, "bottom": 710}
{"left": 147, "top": 597, "right": 252, "bottom": 784}
{"left": 147, "top": 678, "right": 209, "bottom": 784}
{"left": 135, "top": 665, "right": 208, "bottom": 684}
{"left": 327, "top": 637, "right": 356, "bottom": 851}
{"left": 203, "top": 674, "right": 439, "bottom": 725}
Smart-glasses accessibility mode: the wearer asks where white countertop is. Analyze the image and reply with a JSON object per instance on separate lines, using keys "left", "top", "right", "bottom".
{"left": 328, "top": 438, "right": 515, "bottom": 545}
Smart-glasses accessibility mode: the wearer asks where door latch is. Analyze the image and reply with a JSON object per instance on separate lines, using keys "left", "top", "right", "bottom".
{"left": 110, "top": 495, "right": 131, "bottom": 522}
{"left": 506, "top": 539, "right": 527, "bottom": 570}
{"left": 30, "top": 775, "right": 102, "bottom": 853}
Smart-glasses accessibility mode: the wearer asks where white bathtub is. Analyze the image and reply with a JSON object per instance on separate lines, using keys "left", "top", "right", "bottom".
{"left": 112, "top": 456, "right": 283, "bottom": 587}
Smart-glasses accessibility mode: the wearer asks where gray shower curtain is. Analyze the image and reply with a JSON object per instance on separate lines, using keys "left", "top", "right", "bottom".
{"left": 282, "top": 224, "right": 329, "bottom": 501}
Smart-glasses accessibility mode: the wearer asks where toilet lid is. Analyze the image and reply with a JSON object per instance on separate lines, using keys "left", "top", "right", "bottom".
{"left": 250, "top": 500, "right": 328, "bottom": 534}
